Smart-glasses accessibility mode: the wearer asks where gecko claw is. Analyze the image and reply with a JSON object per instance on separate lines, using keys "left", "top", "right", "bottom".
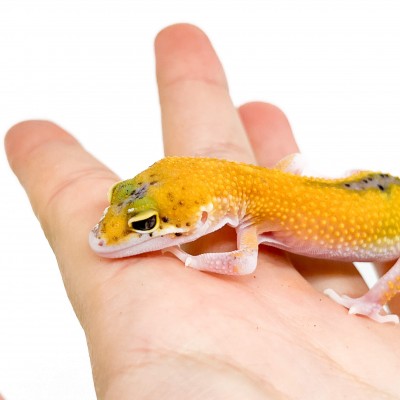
{"left": 185, "top": 256, "right": 192, "bottom": 267}
{"left": 324, "top": 288, "right": 399, "bottom": 324}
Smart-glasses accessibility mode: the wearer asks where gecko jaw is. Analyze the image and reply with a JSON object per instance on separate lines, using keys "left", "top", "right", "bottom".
{"left": 89, "top": 213, "right": 238, "bottom": 259}
{"left": 88, "top": 228, "right": 164, "bottom": 258}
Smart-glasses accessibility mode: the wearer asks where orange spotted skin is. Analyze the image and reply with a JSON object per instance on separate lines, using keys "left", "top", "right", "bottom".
{"left": 98, "top": 157, "right": 400, "bottom": 261}
{"left": 257, "top": 168, "right": 400, "bottom": 261}
{"left": 90, "top": 157, "right": 400, "bottom": 323}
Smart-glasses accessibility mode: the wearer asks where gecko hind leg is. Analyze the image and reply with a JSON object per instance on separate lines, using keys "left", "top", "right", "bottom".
{"left": 324, "top": 258, "right": 400, "bottom": 324}
{"left": 164, "top": 225, "right": 259, "bottom": 275}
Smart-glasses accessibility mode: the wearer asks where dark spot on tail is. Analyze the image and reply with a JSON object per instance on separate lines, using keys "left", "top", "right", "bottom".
{"left": 342, "top": 173, "right": 400, "bottom": 192}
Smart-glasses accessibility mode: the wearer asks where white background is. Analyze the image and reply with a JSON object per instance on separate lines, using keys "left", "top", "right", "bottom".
{"left": 1, "top": 1, "right": 400, "bottom": 399}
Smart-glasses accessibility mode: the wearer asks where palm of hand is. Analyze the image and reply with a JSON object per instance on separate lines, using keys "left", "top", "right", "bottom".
{"left": 6, "top": 24, "right": 400, "bottom": 399}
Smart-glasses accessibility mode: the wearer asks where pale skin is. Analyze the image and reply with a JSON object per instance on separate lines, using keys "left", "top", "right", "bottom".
{"left": 5, "top": 24, "right": 400, "bottom": 399}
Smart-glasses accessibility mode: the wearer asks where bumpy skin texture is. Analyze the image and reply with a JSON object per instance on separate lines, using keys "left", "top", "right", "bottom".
{"left": 90, "top": 156, "right": 400, "bottom": 323}
{"left": 93, "top": 157, "right": 400, "bottom": 254}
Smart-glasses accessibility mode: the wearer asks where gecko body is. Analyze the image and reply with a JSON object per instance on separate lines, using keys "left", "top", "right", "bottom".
{"left": 89, "top": 156, "right": 400, "bottom": 323}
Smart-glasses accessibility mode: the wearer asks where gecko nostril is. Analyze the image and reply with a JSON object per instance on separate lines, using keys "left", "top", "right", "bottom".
{"left": 201, "top": 211, "right": 208, "bottom": 224}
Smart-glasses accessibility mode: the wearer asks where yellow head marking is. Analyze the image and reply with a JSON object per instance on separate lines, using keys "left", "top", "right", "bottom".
{"left": 93, "top": 158, "right": 218, "bottom": 248}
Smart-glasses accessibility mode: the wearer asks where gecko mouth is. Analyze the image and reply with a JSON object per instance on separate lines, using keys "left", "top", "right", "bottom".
{"left": 89, "top": 213, "right": 240, "bottom": 260}
{"left": 88, "top": 229, "right": 156, "bottom": 258}
{"left": 88, "top": 226, "right": 195, "bottom": 259}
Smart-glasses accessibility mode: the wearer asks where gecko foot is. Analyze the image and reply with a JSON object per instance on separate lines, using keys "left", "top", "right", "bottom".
{"left": 324, "top": 288, "right": 399, "bottom": 324}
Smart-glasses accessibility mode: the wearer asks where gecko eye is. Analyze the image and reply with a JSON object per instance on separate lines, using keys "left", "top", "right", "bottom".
{"left": 128, "top": 210, "right": 159, "bottom": 233}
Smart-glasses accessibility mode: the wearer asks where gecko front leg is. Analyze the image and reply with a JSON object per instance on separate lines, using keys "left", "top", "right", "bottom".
{"left": 325, "top": 258, "right": 400, "bottom": 323}
{"left": 165, "top": 225, "right": 259, "bottom": 275}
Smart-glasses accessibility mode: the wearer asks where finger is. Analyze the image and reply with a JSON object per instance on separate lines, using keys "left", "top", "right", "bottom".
{"left": 5, "top": 121, "right": 117, "bottom": 231}
{"left": 5, "top": 121, "right": 119, "bottom": 309}
{"left": 238, "top": 101, "right": 298, "bottom": 167}
{"left": 156, "top": 23, "right": 255, "bottom": 163}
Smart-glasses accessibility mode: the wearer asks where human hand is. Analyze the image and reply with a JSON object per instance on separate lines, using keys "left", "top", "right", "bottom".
{"left": 5, "top": 24, "right": 400, "bottom": 399}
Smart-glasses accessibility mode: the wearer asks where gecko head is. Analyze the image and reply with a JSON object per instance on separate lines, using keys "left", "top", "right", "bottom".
{"left": 89, "top": 163, "right": 214, "bottom": 258}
